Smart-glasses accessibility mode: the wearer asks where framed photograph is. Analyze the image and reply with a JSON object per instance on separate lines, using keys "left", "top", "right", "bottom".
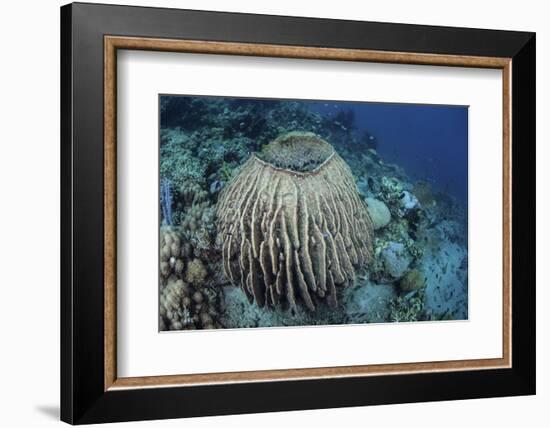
{"left": 60, "top": 2, "right": 536, "bottom": 424}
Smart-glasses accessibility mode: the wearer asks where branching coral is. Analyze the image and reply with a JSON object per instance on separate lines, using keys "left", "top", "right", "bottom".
{"left": 179, "top": 201, "right": 216, "bottom": 255}
{"left": 159, "top": 227, "right": 221, "bottom": 330}
{"left": 216, "top": 132, "right": 373, "bottom": 311}
{"left": 160, "top": 129, "right": 207, "bottom": 187}
{"left": 178, "top": 181, "right": 208, "bottom": 207}
{"left": 165, "top": 179, "right": 217, "bottom": 258}
{"left": 412, "top": 181, "right": 436, "bottom": 207}
{"left": 388, "top": 291, "right": 425, "bottom": 322}
{"left": 399, "top": 268, "right": 426, "bottom": 291}
{"left": 159, "top": 277, "right": 220, "bottom": 330}
{"left": 365, "top": 197, "right": 391, "bottom": 230}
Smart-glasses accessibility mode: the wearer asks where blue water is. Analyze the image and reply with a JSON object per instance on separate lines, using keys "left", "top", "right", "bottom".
{"left": 307, "top": 101, "right": 468, "bottom": 204}
{"left": 160, "top": 94, "right": 469, "bottom": 205}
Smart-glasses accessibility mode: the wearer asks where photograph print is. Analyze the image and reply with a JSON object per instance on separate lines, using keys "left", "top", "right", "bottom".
{"left": 158, "top": 95, "right": 468, "bottom": 331}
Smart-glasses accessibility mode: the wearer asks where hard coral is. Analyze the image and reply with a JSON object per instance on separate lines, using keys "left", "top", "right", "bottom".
{"left": 257, "top": 131, "right": 334, "bottom": 172}
{"left": 216, "top": 132, "right": 373, "bottom": 311}
{"left": 365, "top": 197, "right": 391, "bottom": 230}
{"left": 159, "top": 226, "right": 189, "bottom": 280}
{"left": 159, "top": 227, "right": 221, "bottom": 330}
{"left": 184, "top": 258, "right": 208, "bottom": 287}
{"left": 159, "top": 277, "right": 220, "bottom": 330}
{"left": 381, "top": 242, "right": 411, "bottom": 279}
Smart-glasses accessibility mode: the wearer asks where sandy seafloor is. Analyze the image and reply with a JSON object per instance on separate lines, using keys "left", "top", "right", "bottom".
{"left": 158, "top": 96, "right": 468, "bottom": 331}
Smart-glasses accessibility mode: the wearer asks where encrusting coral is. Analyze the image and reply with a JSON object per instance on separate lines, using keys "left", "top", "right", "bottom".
{"left": 216, "top": 131, "right": 374, "bottom": 311}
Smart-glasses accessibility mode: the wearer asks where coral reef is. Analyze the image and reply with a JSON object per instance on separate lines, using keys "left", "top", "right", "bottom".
{"left": 217, "top": 132, "right": 373, "bottom": 311}
{"left": 381, "top": 242, "right": 412, "bottom": 279}
{"left": 399, "top": 268, "right": 426, "bottom": 292}
{"left": 160, "top": 179, "right": 173, "bottom": 226}
{"left": 388, "top": 291, "right": 425, "bottom": 322}
{"left": 159, "top": 227, "right": 190, "bottom": 280}
{"left": 178, "top": 181, "right": 208, "bottom": 207}
{"left": 418, "top": 222, "right": 468, "bottom": 319}
{"left": 159, "top": 276, "right": 221, "bottom": 330}
{"left": 179, "top": 201, "right": 216, "bottom": 256}
{"left": 159, "top": 226, "right": 222, "bottom": 330}
{"left": 343, "top": 282, "right": 396, "bottom": 323}
{"left": 219, "top": 284, "right": 347, "bottom": 328}
{"left": 365, "top": 197, "right": 391, "bottom": 230}
{"left": 257, "top": 131, "right": 334, "bottom": 172}
{"left": 400, "top": 191, "right": 419, "bottom": 211}
{"left": 159, "top": 95, "right": 469, "bottom": 329}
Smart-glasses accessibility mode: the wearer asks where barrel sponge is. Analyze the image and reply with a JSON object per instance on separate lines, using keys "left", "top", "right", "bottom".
{"left": 258, "top": 131, "right": 335, "bottom": 172}
{"left": 216, "top": 132, "right": 373, "bottom": 311}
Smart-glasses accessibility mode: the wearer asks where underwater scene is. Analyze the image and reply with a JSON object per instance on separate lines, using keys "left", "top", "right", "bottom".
{"left": 159, "top": 95, "right": 468, "bottom": 331}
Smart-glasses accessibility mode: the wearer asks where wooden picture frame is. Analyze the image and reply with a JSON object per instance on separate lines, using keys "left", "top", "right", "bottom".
{"left": 61, "top": 2, "right": 535, "bottom": 424}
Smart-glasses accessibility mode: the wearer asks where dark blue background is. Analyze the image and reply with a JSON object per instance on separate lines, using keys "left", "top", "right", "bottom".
{"left": 309, "top": 101, "right": 469, "bottom": 204}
